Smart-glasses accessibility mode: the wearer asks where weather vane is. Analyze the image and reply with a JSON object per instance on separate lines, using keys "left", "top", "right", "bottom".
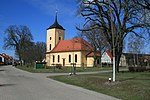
{"left": 56, "top": 5, "right": 58, "bottom": 15}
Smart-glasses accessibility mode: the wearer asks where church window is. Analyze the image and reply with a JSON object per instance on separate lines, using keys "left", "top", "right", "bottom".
{"left": 69, "top": 55, "right": 71, "bottom": 62}
{"left": 59, "top": 37, "right": 61, "bottom": 40}
{"left": 50, "top": 37, "right": 52, "bottom": 40}
{"left": 50, "top": 44, "right": 51, "bottom": 50}
{"left": 53, "top": 55, "right": 55, "bottom": 62}
{"left": 58, "top": 55, "right": 60, "bottom": 62}
{"left": 75, "top": 54, "right": 77, "bottom": 62}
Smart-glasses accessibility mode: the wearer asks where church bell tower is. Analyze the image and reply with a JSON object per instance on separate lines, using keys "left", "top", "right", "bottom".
{"left": 46, "top": 13, "right": 65, "bottom": 53}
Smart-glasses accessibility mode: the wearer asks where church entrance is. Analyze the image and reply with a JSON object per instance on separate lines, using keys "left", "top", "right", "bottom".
{"left": 63, "top": 59, "right": 65, "bottom": 66}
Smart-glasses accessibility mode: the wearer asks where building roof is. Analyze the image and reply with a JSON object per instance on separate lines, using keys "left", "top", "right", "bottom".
{"left": 106, "top": 50, "right": 113, "bottom": 59}
{"left": 47, "top": 13, "right": 65, "bottom": 30}
{"left": 87, "top": 51, "right": 100, "bottom": 57}
{"left": 0, "top": 53, "right": 12, "bottom": 60}
{"left": 143, "top": 56, "right": 150, "bottom": 59}
{"left": 50, "top": 38, "right": 93, "bottom": 53}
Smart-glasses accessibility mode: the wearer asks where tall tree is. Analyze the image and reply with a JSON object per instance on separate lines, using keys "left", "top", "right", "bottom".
{"left": 127, "top": 34, "right": 145, "bottom": 54}
{"left": 132, "top": 0, "right": 150, "bottom": 10}
{"left": 21, "top": 42, "right": 46, "bottom": 64}
{"left": 77, "top": 0, "right": 150, "bottom": 72}
{"left": 34, "top": 42, "right": 46, "bottom": 62}
{"left": 127, "top": 34, "right": 146, "bottom": 66}
{"left": 78, "top": 22, "right": 110, "bottom": 67}
{"left": 4, "top": 25, "right": 33, "bottom": 61}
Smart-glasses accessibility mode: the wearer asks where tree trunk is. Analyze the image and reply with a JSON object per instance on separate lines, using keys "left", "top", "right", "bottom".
{"left": 93, "top": 45, "right": 97, "bottom": 67}
{"left": 99, "top": 55, "right": 102, "bottom": 67}
{"left": 16, "top": 46, "right": 22, "bottom": 66}
{"left": 115, "top": 54, "right": 121, "bottom": 73}
{"left": 115, "top": 43, "right": 123, "bottom": 73}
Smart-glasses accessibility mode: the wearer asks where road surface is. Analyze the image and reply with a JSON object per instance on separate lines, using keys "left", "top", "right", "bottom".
{"left": 0, "top": 65, "right": 120, "bottom": 100}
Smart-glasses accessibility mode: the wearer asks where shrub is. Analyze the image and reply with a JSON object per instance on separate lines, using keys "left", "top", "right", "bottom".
{"left": 128, "top": 66, "right": 146, "bottom": 72}
{"left": 55, "top": 64, "right": 62, "bottom": 69}
{"left": 146, "top": 67, "right": 150, "bottom": 72}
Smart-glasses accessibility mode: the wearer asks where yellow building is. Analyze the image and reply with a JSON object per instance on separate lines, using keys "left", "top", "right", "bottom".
{"left": 46, "top": 14, "right": 100, "bottom": 67}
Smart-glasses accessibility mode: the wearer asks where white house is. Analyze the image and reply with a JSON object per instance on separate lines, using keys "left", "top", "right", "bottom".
{"left": 101, "top": 50, "right": 112, "bottom": 64}
{"left": 0, "top": 53, "right": 13, "bottom": 65}
{"left": 0, "top": 54, "right": 4, "bottom": 63}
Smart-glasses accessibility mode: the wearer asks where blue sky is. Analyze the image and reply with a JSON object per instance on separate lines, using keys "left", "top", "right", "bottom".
{"left": 0, "top": 0, "right": 149, "bottom": 57}
{"left": 0, "top": 0, "right": 84, "bottom": 57}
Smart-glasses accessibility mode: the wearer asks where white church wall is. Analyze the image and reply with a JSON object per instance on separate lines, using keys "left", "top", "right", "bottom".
{"left": 47, "top": 51, "right": 83, "bottom": 67}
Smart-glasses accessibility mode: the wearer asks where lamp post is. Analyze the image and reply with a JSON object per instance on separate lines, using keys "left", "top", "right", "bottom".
{"left": 108, "top": 0, "right": 116, "bottom": 82}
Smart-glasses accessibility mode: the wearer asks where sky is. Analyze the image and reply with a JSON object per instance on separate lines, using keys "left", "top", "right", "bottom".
{"left": 0, "top": 0, "right": 84, "bottom": 57}
{"left": 0, "top": 0, "right": 149, "bottom": 57}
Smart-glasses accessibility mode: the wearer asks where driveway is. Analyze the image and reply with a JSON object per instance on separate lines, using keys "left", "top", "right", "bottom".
{"left": 0, "top": 65, "right": 120, "bottom": 100}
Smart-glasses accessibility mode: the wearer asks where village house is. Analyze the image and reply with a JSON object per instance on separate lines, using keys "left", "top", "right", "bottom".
{"left": 0, "top": 53, "right": 13, "bottom": 65}
{"left": 101, "top": 50, "right": 113, "bottom": 64}
{"left": 0, "top": 54, "right": 4, "bottom": 64}
{"left": 101, "top": 52, "right": 150, "bottom": 67}
{"left": 123, "top": 53, "right": 150, "bottom": 67}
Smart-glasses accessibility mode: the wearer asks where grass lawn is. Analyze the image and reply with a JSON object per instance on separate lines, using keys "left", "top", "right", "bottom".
{"left": 16, "top": 65, "right": 124, "bottom": 73}
{"left": 50, "top": 72, "right": 150, "bottom": 100}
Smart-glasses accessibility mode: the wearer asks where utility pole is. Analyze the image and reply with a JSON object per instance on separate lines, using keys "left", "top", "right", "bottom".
{"left": 108, "top": 0, "right": 116, "bottom": 82}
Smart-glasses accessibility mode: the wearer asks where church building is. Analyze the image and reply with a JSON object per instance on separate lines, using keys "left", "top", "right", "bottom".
{"left": 45, "top": 14, "right": 100, "bottom": 67}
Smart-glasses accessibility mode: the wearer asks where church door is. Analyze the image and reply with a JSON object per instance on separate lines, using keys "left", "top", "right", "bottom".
{"left": 63, "top": 59, "right": 65, "bottom": 66}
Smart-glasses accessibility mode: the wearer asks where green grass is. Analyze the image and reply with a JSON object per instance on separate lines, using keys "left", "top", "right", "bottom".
{"left": 50, "top": 72, "right": 150, "bottom": 100}
{"left": 16, "top": 65, "right": 121, "bottom": 73}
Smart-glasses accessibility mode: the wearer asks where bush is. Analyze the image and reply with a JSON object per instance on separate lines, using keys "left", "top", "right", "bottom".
{"left": 128, "top": 66, "right": 146, "bottom": 72}
{"left": 146, "top": 67, "right": 150, "bottom": 72}
{"left": 0, "top": 62, "right": 4, "bottom": 66}
{"left": 55, "top": 64, "right": 62, "bottom": 69}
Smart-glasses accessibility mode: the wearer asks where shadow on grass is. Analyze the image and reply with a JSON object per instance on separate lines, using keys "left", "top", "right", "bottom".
{"left": 119, "top": 77, "right": 136, "bottom": 82}
{"left": 118, "top": 71, "right": 150, "bottom": 82}
{"left": 0, "top": 69, "right": 5, "bottom": 71}
{"left": 0, "top": 84, "right": 15, "bottom": 87}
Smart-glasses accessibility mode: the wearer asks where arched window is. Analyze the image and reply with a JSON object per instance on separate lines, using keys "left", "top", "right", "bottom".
{"left": 50, "top": 37, "right": 52, "bottom": 40}
{"left": 53, "top": 55, "right": 55, "bottom": 62}
{"left": 58, "top": 55, "right": 60, "bottom": 62}
{"left": 69, "top": 55, "right": 71, "bottom": 63}
{"left": 50, "top": 44, "right": 51, "bottom": 50}
{"left": 59, "top": 37, "right": 61, "bottom": 40}
{"left": 75, "top": 54, "right": 77, "bottom": 62}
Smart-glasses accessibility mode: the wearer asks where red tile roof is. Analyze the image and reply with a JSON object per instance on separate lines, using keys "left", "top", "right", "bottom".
{"left": 0, "top": 53, "right": 12, "bottom": 60}
{"left": 106, "top": 50, "right": 113, "bottom": 59}
{"left": 87, "top": 51, "right": 100, "bottom": 57}
{"left": 143, "top": 56, "right": 150, "bottom": 59}
{"left": 50, "top": 38, "right": 93, "bottom": 53}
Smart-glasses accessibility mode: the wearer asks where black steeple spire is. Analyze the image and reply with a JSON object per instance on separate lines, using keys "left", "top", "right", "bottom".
{"left": 47, "top": 11, "right": 65, "bottom": 30}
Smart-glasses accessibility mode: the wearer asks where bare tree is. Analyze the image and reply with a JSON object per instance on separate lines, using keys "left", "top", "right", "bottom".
{"left": 128, "top": 34, "right": 145, "bottom": 54}
{"left": 131, "top": 0, "right": 150, "bottom": 37}
{"left": 77, "top": 0, "right": 150, "bottom": 72}
{"left": 21, "top": 42, "right": 46, "bottom": 64}
{"left": 4, "top": 25, "right": 33, "bottom": 62}
{"left": 127, "top": 34, "right": 145, "bottom": 66}
{"left": 78, "top": 22, "right": 110, "bottom": 67}
{"left": 132, "top": 0, "right": 150, "bottom": 10}
{"left": 34, "top": 42, "right": 46, "bottom": 62}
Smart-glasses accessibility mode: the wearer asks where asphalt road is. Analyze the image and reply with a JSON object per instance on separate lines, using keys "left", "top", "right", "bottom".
{"left": 0, "top": 65, "right": 120, "bottom": 100}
